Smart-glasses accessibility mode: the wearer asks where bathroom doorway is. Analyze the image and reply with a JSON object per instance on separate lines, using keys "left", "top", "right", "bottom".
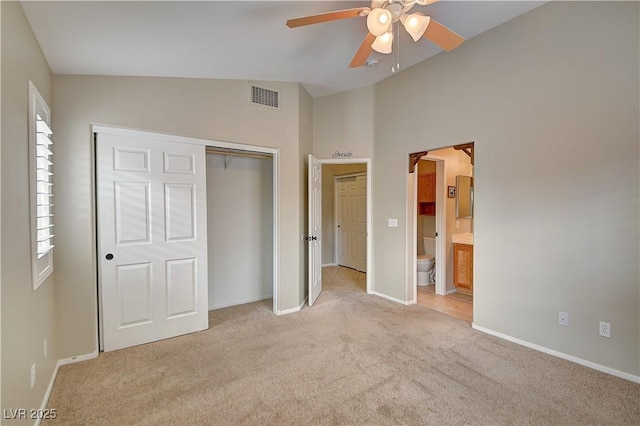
{"left": 408, "top": 145, "right": 474, "bottom": 322}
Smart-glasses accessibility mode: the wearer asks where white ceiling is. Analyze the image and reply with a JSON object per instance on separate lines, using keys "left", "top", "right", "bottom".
{"left": 21, "top": 1, "right": 545, "bottom": 98}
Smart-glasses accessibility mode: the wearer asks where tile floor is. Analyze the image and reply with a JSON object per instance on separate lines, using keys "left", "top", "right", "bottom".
{"left": 322, "top": 265, "right": 472, "bottom": 323}
{"left": 417, "top": 285, "right": 473, "bottom": 322}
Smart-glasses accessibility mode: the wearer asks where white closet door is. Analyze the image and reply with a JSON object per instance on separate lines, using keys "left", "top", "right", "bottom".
{"left": 97, "top": 132, "right": 208, "bottom": 351}
{"left": 337, "top": 174, "right": 367, "bottom": 272}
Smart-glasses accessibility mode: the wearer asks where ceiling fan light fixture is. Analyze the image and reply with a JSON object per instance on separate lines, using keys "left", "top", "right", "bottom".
{"left": 367, "top": 8, "right": 392, "bottom": 36}
{"left": 371, "top": 31, "right": 393, "bottom": 54}
{"left": 402, "top": 12, "right": 431, "bottom": 42}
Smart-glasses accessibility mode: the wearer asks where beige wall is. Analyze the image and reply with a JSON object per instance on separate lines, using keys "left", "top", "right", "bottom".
{"left": 52, "top": 75, "right": 308, "bottom": 358}
{"left": 373, "top": 1, "right": 639, "bottom": 375}
{"left": 321, "top": 163, "right": 368, "bottom": 265}
{"left": 1, "top": 1, "right": 59, "bottom": 420}
{"left": 313, "top": 86, "right": 374, "bottom": 159}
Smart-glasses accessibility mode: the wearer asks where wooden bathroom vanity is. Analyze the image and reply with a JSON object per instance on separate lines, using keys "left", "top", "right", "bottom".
{"left": 453, "top": 243, "right": 473, "bottom": 295}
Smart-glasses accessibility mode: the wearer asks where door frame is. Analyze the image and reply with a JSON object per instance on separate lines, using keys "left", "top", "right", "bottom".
{"left": 93, "top": 125, "right": 280, "bottom": 349}
{"left": 318, "top": 158, "right": 372, "bottom": 294}
{"left": 333, "top": 172, "right": 367, "bottom": 269}
{"left": 408, "top": 154, "right": 448, "bottom": 302}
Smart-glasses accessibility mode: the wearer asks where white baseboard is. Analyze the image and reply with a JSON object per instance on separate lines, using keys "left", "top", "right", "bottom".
{"left": 36, "top": 350, "right": 99, "bottom": 426}
{"left": 208, "top": 294, "right": 272, "bottom": 311}
{"left": 472, "top": 323, "right": 640, "bottom": 384}
{"left": 57, "top": 350, "right": 99, "bottom": 366}
{"left": 321, "top": 263, "right": 337, "bottom": 267}
{"left": 276, "top": 296, "right": 308, "bottom": 315}
{"left": 370, "top": 290, "right": 412, "bottom": 306}
{"left": 445, "top": 288, "right": 458, "bottom": 295}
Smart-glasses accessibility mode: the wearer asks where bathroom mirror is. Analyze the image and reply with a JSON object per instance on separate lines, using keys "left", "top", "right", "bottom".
{"left": 456, "top": 175, "right": 473, "bottom": 218}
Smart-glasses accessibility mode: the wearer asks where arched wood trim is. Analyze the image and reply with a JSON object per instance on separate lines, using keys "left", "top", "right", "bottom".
{"left": 408, "top": 151, "right": 429, "bottom": 173}
{"left": 453, "top": 142, "right": 474, "bottom": 165}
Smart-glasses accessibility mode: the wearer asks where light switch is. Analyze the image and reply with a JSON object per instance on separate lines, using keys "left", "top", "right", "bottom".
{"left": 388, "top": 218, "right": 398, "bottom": 228}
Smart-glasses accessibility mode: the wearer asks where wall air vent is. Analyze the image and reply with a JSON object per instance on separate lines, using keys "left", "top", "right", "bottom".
{"left": 251, "top": 85, "right": 279, "bottom": 109}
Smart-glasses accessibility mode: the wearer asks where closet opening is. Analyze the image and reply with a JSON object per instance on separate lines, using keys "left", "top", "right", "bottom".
{"left": 206, "top": 146, "right": 276, "bottom": 313}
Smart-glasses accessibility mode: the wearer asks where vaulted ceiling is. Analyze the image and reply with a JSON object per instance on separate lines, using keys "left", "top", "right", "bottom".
{"left": 21, "top": 1, "right": 545, "bottom": 97}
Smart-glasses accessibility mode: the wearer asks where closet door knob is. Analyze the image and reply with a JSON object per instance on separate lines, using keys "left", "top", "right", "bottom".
{"left": 106, "top": 253, "right": 114, "bottom": 260}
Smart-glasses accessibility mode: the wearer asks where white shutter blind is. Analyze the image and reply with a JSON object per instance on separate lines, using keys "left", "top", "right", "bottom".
{"left": 29, "top": 81, "right": 54, "bottom": 289}
{"left": 35, "top": 115, "right": 54, "bottom": 256}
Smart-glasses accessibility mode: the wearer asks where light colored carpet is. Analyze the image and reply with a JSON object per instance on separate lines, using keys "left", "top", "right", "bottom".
{"left": 46, "top": 282, "right": 639, "bottom": 425}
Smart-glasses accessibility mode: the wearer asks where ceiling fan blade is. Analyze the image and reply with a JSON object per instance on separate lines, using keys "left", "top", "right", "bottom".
{"left": 423, "top": 18, "right": 464, "bottom": 51}
{"left": 349, "top": 32, "right": 376, "bottom": 68}
{"left": 286, "top": 8, "right": 368, "bottom": 28}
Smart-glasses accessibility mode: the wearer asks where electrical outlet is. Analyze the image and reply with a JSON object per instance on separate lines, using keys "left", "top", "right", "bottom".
{"left": 30, "top": 364, "right": 36, "bottom": 388}
{"left": 558, "top": 311, "right": 569, "bottom": 326}
{"left": 43, "top": 339, "right": 48, "bottom": 360}
{"left": 599, "top": 321, "right": 611, "bottom": 338}
{"left": 388, "top": 218, "right": 398, "bottom": 228}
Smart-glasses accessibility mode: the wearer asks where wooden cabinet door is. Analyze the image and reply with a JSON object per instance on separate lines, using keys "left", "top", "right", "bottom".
{"left": 453, "top": 243, "right": 473, "bottom": 293}
{"left": 418, "top": 173, "right": 435, "bottom": 202}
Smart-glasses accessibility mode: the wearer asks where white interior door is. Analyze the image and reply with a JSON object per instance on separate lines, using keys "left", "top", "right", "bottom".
{"left": 336, "top": 174, "right": 367, "bottom": 272}
{"left": 97, "top": 131, "right": 208, "bottom": 351}
{"left": 308, "top": 154, "right": 322, "bottom": 306}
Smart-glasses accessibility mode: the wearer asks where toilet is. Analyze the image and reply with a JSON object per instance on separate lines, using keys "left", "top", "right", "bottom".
{"left": 417, "top": 236, "right": 436, "bottom": 286}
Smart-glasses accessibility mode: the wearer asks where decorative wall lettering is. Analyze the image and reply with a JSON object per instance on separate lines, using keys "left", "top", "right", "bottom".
{"left": 332, "top": 151, "right": 353, "bottom": 158}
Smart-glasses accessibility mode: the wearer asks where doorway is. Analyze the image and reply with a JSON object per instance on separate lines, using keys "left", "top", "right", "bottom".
{"left": 407, "top": 145, "right": 474, "bottom": 321}
{"left": 307, "top": 157, "right": 372, "bottom": 306}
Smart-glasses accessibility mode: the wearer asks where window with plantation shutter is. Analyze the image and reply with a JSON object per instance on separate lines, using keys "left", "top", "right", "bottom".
{"left": 29, "top": 81, "right": 54, "bottom": 289}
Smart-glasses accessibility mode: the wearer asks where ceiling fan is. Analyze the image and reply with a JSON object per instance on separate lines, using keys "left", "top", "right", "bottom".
{"left": 286, "top": 0, "right": 464, "bottom": 68}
